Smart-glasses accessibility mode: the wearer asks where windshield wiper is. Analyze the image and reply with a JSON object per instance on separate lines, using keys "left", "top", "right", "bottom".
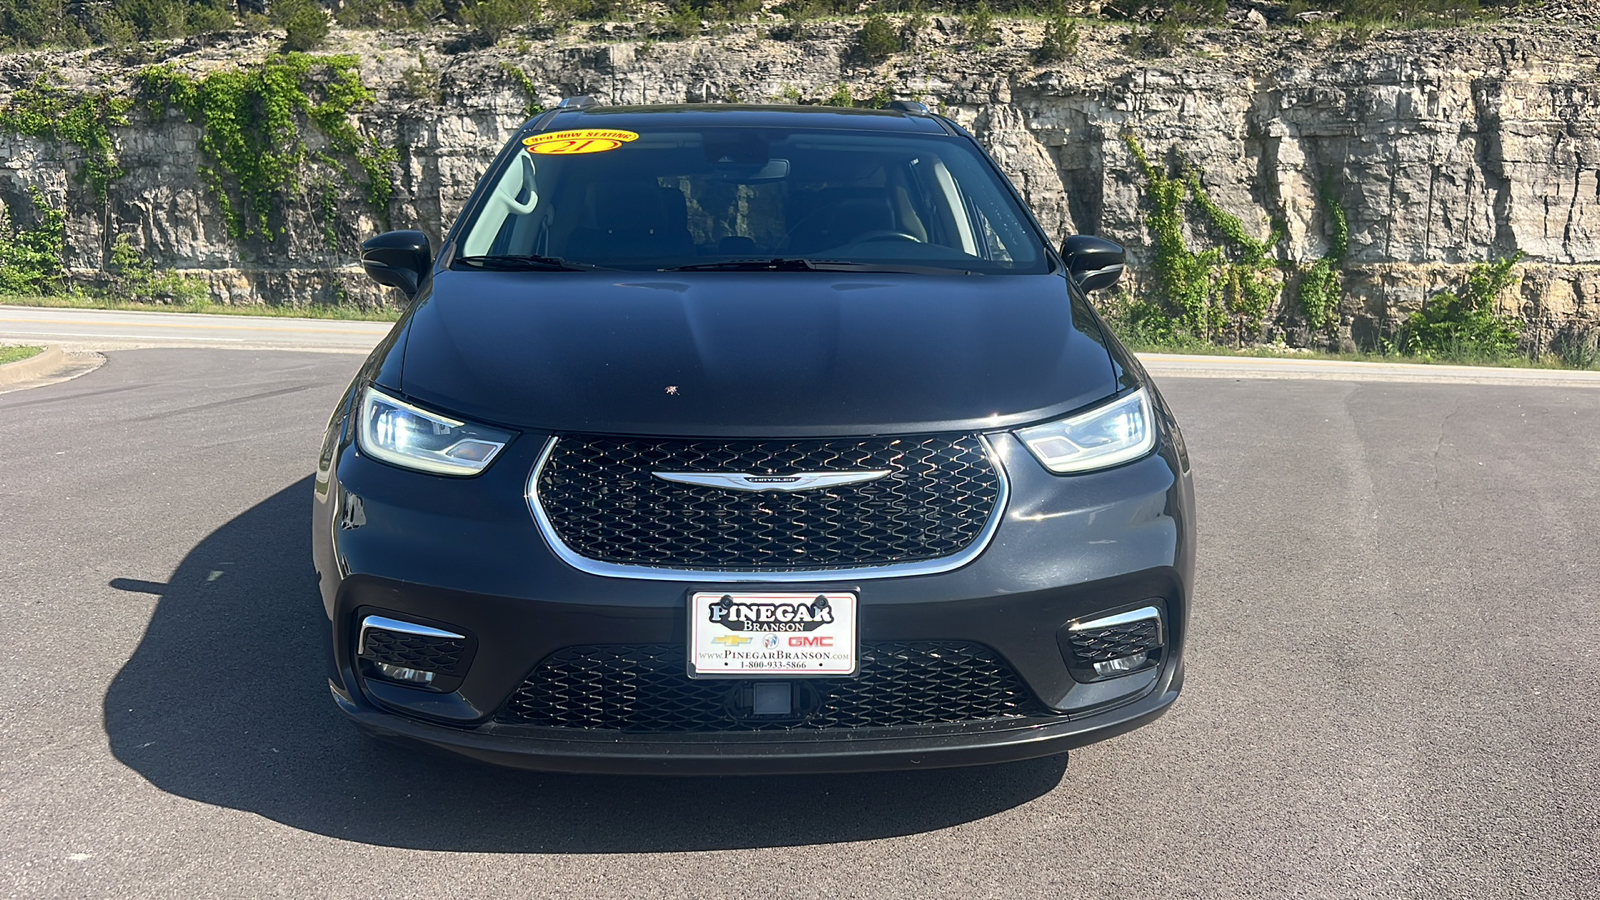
{"left": 455, "top": 254, "right": 611, "bottom": 271}
{"left": 660, "top": 258, "right": 970, "bottom": 275}
{"left": 661, "top": 258, "right": 829, "bottom": 272}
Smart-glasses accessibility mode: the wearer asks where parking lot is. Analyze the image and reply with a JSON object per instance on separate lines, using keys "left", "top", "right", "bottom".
{"left": 2, "top": 346, "right": 1596, "bottom": 898}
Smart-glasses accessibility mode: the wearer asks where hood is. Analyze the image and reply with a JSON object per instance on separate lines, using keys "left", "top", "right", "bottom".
{"left": 396, "top": 270, "right": 1117, "bottom": 437}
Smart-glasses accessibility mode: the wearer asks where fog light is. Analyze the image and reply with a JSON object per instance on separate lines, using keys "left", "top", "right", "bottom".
{"left": 373, "top": 661, "right": 437, "bottom": 685}
{"left": 357, "top": 615, "right": 472, "bottom": 691}
{"left": 1092, "top": 651, "right": 1149, "bottom": 678}
{"left": 1059, "top": 604, "right": 1165, "bottom": 682}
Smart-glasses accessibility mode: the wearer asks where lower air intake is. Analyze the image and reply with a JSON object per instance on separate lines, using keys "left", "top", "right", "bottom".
{"left": 495, "top": 641, "right": 1051, "bottom": 733}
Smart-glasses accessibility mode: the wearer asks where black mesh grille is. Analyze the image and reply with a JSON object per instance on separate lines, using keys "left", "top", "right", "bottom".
{"left": 361, "top": 630, "right": 467, "bottom": 676}
{"left": 1064, "top": 619, "right": 1161, "bottom": 664}
{"left": 534, "top": 434, "right": 1002, "bottom": 571}
{"left": 494, "top": 642, "right": 1050, "bottom": 733}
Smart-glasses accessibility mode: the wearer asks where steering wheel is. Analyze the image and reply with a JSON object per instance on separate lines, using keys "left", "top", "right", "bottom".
{"left": 853, "top": 230, "right": 923, "bottom": 243}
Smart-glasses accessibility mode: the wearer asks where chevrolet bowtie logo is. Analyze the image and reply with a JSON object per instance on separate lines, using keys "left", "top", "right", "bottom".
{"left": 652, "top": 471, "right": 891, "bottom": 492}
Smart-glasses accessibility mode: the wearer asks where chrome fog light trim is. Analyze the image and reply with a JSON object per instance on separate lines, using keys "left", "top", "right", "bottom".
{"left": 358, "top": 615, "right": 466, "bottom": 655}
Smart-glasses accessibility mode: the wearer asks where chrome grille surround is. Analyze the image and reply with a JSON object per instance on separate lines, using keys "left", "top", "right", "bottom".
{"left": 525, "top": 434, "right": 1009, "bottom": 582}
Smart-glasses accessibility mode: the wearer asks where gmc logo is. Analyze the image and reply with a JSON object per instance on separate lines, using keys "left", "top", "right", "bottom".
{"left": 788, "top": 636, "right": 834, "bottom": 648}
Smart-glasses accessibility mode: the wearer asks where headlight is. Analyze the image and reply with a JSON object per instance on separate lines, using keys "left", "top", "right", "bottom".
{"left": 357, "top": 386, "right": 513, "bottom": 476}
{"left": 1015, "top": 388, "right": 1156, "bottom": 474}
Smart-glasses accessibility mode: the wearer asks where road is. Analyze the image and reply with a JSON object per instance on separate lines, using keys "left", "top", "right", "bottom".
{"left": 1, "top": 347, "right": 1597, "bottom": 898}
{"left": 8, "top": 304, "right": 1600, "bottom": 387}
{"left": 0, "top": 305, "right": 391, "bottom": 353}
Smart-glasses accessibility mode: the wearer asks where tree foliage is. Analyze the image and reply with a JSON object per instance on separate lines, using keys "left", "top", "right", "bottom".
{"left": 0, "top": 0, "right": 1499, "bottom": 50}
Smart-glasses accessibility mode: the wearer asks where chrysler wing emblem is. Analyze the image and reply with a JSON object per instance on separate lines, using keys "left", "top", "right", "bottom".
{"left": 652, "top": 470, "right": 891, "bottom": 492}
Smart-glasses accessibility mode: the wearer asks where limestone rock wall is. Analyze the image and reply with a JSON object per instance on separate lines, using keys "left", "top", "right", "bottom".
{"left": 1, "top": 21, "right": 1597, "bottom": 350}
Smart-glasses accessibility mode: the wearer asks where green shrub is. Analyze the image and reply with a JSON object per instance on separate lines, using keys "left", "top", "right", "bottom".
{"left": 107, "top": 233, "right": 210, "bottom": 305}
{"left": 965, "top": 2, "right": 997, "bottom": 47}
{"left": 272, "top": 0, "right": 329, "bottom": 51}
{"left": 337, "top": 0, "right": 444, "bottom": 28}
{"left": 184, "top": 0, "right": 233, "bottom": 34}
{"left": 0, "top": 192, "right": 66, "bottom": 296}
{"left": 116, "top": 0, "right": 189, "bottom": 38}
{"left": 1398, "top": 253, "right": 1524, "bottom": 360}
{"left": 770, "top": 0, "right": 813, "bottom": 40}
{"left": 1035, "top": 15, "right": 1078, "bottom": 63}
{"left": 400, "top": 53, "right": 442, "bottom": 102}
{"left": 902, "top": 4, "right": 929, "bottom": 46}
{"left": 858, "top": 11, "right": 902, "bottom": 61}
{"left": 662, "top": 3, "right": 701, "bottom": 38}
{"left": 91, "top": 10, "right": 138, "bottom": 46}
{"left": 1097, "top": 291, "right": 1192, "bottom": 349}
{"left": 1129, "top": 19, "right": 1186, "bottom": 57}
{"left": 547, "top": 0, "right": 629, "bottom": 21}
{"left": 1551, "top": 332, "right": 1600, "bottom": 370}
{"left": 465, "top": 0, "right": 539, "bottom": 42}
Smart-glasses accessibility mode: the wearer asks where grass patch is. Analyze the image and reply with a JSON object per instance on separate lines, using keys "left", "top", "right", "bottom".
{"left": 0, "top": 344, "right": 44, "bottom": 365}
{"left": 1117, "top": 336, "right": 1600, "bottom": 372}
{"left": 0, "top": 294, "right": 400, "bottom": 322}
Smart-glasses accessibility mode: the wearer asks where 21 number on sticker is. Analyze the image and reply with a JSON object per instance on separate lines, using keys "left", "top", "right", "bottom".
{"left": 523, "top": 129, "right": 640, "bottom": 156}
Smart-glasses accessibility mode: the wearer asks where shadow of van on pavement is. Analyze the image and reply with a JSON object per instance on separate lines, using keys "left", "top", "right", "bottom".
{"left": 104, "top": 478, "right": 1066, "bottom": 852}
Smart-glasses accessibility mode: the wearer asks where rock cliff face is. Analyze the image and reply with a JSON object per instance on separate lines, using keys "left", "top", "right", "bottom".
{"left": 2, "top": 19, "right": 1598, "bottom": 350}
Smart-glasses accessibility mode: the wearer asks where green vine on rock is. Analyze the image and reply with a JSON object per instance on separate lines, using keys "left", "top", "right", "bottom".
{"left": 0, "top": 189, "right": 67, "bottom": 295}
{"left": 1122, "top": 130, "right": 1285, "bottom": 342}
{"left": 0, "top": 79, "right": 132, "bottom": 200}
{"left": 1296, "top": 183, "right": 1348, "bottom": 333}
{"left": 135, "top": 54, "right": 396, "bottom": 242}
{"left": 499, "top": 64, "right": 546, "bottom": 120}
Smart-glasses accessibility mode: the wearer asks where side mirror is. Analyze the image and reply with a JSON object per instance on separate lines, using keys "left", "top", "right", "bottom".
{"left": 1060, "top": 235, "right": 1125, "bottom": 293}
{"left": 361, "top": 231, "right": 432, "bottom": 299}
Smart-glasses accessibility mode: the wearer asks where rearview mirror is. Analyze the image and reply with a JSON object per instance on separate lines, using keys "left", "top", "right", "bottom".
{"left": 1060, "top": 235, "right": 1125, "bottom": 293}
{"left": 361, "top": 231, "right": 432, "bottom": 299}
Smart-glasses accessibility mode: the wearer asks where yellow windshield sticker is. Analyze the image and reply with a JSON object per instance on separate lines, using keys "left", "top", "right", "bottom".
{"left": 523, "top": 129, "right": 640, "bottom": 155}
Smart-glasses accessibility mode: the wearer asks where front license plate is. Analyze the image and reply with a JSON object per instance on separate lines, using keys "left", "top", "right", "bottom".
{"left": 688, "top": 591, "right": 858, "bottom": 678}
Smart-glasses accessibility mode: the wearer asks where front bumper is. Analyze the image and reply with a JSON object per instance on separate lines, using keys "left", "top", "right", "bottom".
{"left": 314, "top": 421, "right": 1195, "bottom": 774}
{"left": 336, "top": 670, "right": 1183, "bottom": 775}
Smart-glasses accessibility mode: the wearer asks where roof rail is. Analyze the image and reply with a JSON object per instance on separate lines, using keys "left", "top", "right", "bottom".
{"left": 557, "top": 95, "right": 600, "bottom": 110}
{"left": 885, "top": 100, "right": 931, "bottom": 115}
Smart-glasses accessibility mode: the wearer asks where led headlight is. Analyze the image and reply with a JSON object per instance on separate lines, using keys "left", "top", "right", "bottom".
{"left": 357, "top": 386, "right": 512, "bottom": 476}
{"left": 1015, "top": 388, "right": 1156, "bottom": 474}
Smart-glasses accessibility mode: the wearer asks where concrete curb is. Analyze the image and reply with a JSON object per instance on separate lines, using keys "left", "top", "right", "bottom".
{"left": 0, "top": 344, "right": 64, "bottom": 387}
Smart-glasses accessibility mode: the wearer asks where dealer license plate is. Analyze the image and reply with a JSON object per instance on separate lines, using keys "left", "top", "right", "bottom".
{"left": 688, "top": 591, "right": 858, "bottom": 678}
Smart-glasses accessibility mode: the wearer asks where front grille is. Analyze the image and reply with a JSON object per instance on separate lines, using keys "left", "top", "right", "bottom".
{"left": 361, "top": 630, "right": 468, "bottom": 676}
{"left": 494, "top": 642, "right": 1050, "bottom": 733}
{"left": 1064, "top": 619, "right": 1162, "bottom": 664}
{"left": 533, "top": 434, "right": 1003, "bottom": 571}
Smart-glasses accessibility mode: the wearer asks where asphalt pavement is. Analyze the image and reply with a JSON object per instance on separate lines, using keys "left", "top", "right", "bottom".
{"left": 1, "top": 348, "right": 1596, "bottom": 898}
{"left": 9, "top": 304, "right": 1600, "bottom": 388}
{"left": 0, "top": 305, "right": 392, "bottom": 353}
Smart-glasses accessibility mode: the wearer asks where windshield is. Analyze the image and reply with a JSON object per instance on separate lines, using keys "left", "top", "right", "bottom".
{"left": 454, "top": 123, "right": 1050, "bottom": 274}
